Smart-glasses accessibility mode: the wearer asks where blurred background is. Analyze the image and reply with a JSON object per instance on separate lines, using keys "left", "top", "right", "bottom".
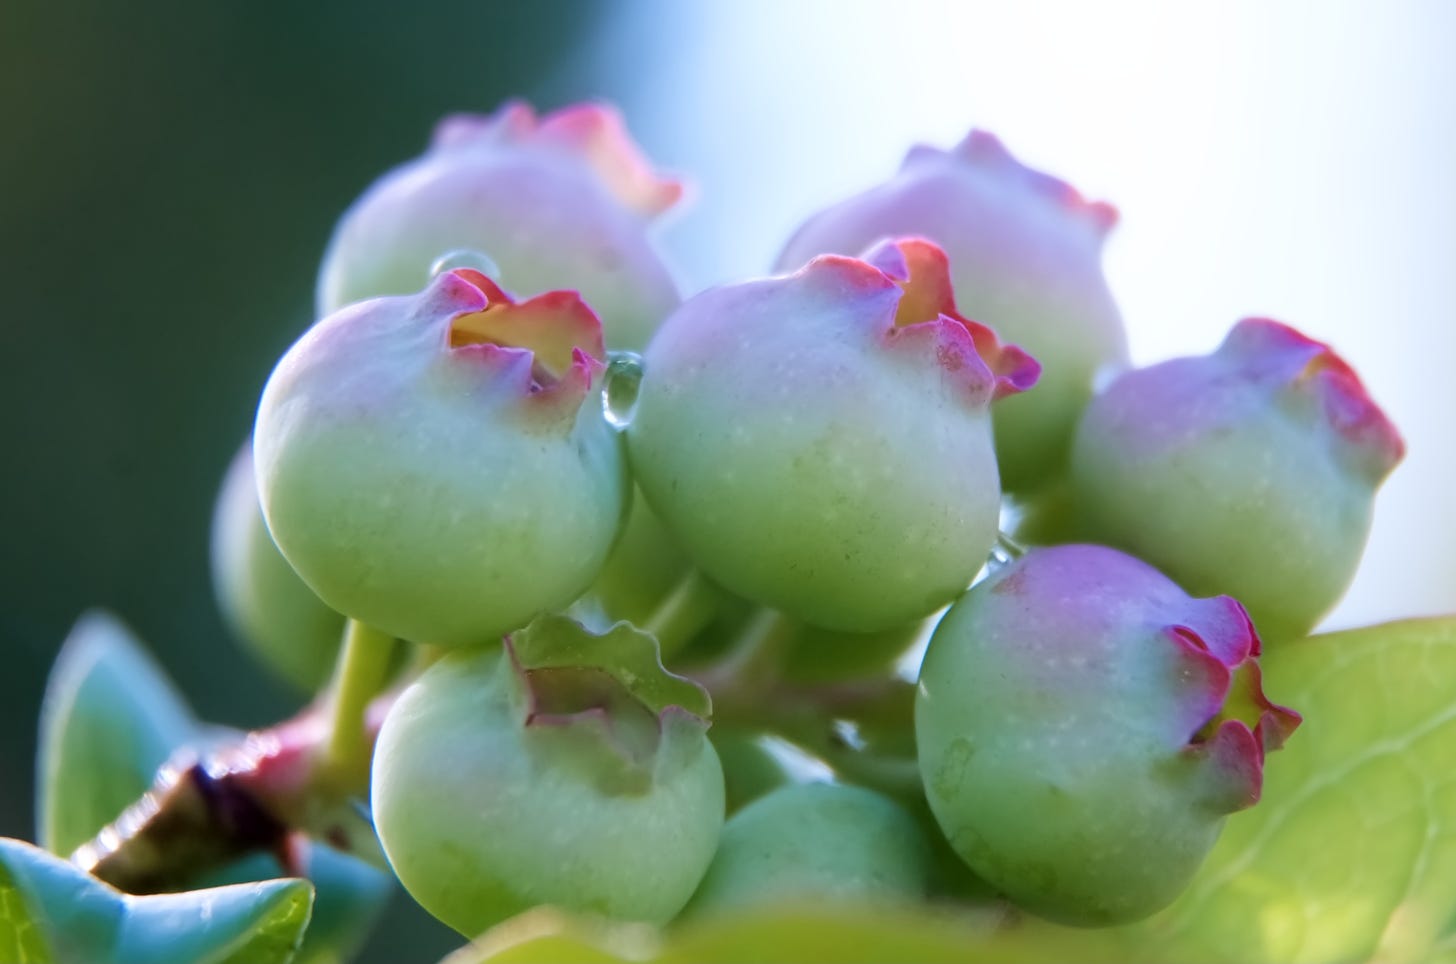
{"left": 2, "top": 1, "right": 1452, "bottom": 959}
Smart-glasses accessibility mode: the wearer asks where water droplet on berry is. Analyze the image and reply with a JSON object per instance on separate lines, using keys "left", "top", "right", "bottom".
{"left": 429, "top": 249, "right": 501, "bottom": 281}
{"left": 985, "top": 532, "right": 1026, "bottom": 573}
{"left": 603, "top": 351, "right": 645, "bottom": 430}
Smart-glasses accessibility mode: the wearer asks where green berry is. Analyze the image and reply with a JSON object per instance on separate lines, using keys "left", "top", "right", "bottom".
{"left": 255, "top": 269, "right": 628, "bottom": 647}
{"left": 629, "top": 238, "right": 1036, "bottom": 632}
{"left": 916, "top": 545, "right": 1300, "bottom": 925}
{"left": 210, "top": 442, "right": 343, "bottom": 689}
{"left": 371, "top": 615, "right": 724, "bottom": 935}
{"left": 777, "top": 130, "right": 1127, "bottom": 491}
{"left": 317, "top": 100, "right": 681, "bottom": 351}
{"left": 684, "top": 782, "right": 930, "bottom": 917}
{"left": 1070, "top": 318, "right": 1404, "bottom": 641}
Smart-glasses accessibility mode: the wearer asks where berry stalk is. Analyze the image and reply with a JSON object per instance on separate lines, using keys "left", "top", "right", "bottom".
{"left": 321, "top": 620, "right": 397, "bottom": 789}
{"left": 640, "top": 569, "right": 725, "bottom": 656}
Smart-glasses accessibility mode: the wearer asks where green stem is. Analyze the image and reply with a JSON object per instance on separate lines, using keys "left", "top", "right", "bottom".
{"left": 323, "top": 620, "right": 395, "bottom": 783}
{"left": 708, "top": 608, "right": 797, "bottom": 693}
{"left": 817, "top": 742, "right": 924, "bottom": 800}
{"left": 642, "top": 569, "right": 723, "bottom": 655}
{"left": 686, "top": 610, "right": 923, "bottom": 801}
{"left": 754, "top": 686, "right": 922, "bottom": 803}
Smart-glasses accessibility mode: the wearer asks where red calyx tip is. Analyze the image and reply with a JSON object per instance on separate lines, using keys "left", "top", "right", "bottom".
{"left": 431, "top": 99, "right": 682, "bottom": 219}
{"left": 1222, "top": 318, "right": 1405, "bottom": 481}
{"left": 444, "top": 269, "right": 606, "bottom": 395}
{"left": 863, "top": 237, "right": 1041, "bottom": 402}
{"left": 950, "top": 129, "right": 1119, "bottom": 234}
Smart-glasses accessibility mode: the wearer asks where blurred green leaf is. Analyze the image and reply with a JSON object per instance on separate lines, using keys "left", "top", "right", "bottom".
{"left": 0, "top": 837, "right": 313, "bottom": 964}
{"left": 657, "top": 904, "right": 1130, "bottom": 964}
{"left": 1126, "top": 617, "right": 1456, "bottom": 964}
{"left": 438, "top": 908, "right": 652, "bottom": 963}
{"left": 34, "top": 609, "right": 393, "bottom": 963}
{"left": 208, "top": 847, "right": 391, "bottom": 964}
{"left": 440, "top": 903, "right": 1136, "bottom": 964}
{"left": 36, "top": 611, "right": 200, "bottom": 855}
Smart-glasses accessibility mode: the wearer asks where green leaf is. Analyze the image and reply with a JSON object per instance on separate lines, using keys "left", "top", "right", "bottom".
{"left": 205, "top": 847, "right": 392, "bottom": 964}
{"left": 437, "top": 908, "right": 652, "bottom": 964}
{"left": 34, "top": 611, "right": 394, "bottom": 962}
{"left": 0, "top": 837, "right": 313, "bottom": 964}
{"left": 657, "top": 904, "right": 1131, "bottom": 964}
{"left": 440, "top": 904, "right": 1137, "bottom": 964}
{"left": 1125, "top": 617, "right": 1456, "bottom": 964}
{"left": 1430, "top": 932, "right": 1456, "bottom": 964}
{"left": 36, "top": 611, "right": 202, "bottom": 855}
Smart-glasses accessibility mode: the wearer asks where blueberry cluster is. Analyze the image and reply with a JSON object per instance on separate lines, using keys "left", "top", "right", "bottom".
{"left": 229, "top": 100, "right": 1400, "bottom": 937}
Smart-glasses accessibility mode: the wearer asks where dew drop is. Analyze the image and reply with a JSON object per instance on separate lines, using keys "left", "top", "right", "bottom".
{"left": 983, "top": 530, "right": 1026, "bottom": 574}
{"left": 602, "top": 350, "right": 645, "bottom": 431}
{"left": 429, "top": 248, "right": 501, "bottom": 281}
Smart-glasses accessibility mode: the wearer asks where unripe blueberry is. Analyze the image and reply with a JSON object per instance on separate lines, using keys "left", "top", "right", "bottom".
{"left": 1070, "top": 318, "right": 1404, "bottom": 641}
{"left": 629, "top": 238, "right": 1038, "bottom": 633}
{"left": 684, "top": 782, "right": 931, "bottom": 917}
{"left": 916, "top": 544, "right": 1299, "bottom": 926}
{"left": 318, "top": 100, "right": 682, "bottom": 351}
{"left": 777, "top": 130, "right": 1127, "bottom": 492}
{"left": 371, "top": 615, "right": 724, "bottom": 936}
{"left": 210, "top": 441, "right": 343, "bottom": 690}
{"left": 255, "top": 268, "right": 628, "bottom": 647}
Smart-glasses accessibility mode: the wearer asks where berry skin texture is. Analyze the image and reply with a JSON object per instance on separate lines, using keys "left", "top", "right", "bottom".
{"left": 210, "top": 441, "right": 343, "bottom": 690}
{"left": 255, "top": 268, "right": 628, "bottom": 647}
{"left": 1069, "top": 318, "right": 1405, "bottom": 642}
{"left": 684, "top": 782, "right": 931, "bottom": 917}
{"left": 317, "top": 100, "right": 681, "bottom": 352}
{"left": 777, "top": 130, "right": 1127, "bottom": 492}
{"left": 628, "top": 237, "right": 1037, "bottom": 633}
{"left": 370, "top": 617, "right": 724, "bottom": 937}
{"left": 916, "top": 544, "right": 1299, "bottom": 926}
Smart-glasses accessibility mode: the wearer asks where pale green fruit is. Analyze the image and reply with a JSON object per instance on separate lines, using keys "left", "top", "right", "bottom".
{"left": 917, "top": 545, "right": 1300, "bottom": 925}
{"left": 1070, "top": 318, "right": 1404, "bottom": 641}
{"left": 777, "top": 130, "right": 1127, "bottom": 492}
{"left": 210, "top": 442, "right": 343, "bottom": 690}
{"left": 317, "top": 100, "right": 681, "bottom": 352}
{"left": 255, "top": 269, "right": 628, "bottom": 647}
{"left": 629, "top": 238, "right": 1036, "bottom": 633}
{"left": 371, "top": 616, "right": 724, "bottom": 936}
{"left": 685, "top": 782, "right": 930, "bottom": 917}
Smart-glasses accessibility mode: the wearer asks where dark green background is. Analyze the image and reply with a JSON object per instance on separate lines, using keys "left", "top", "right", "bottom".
{"left": 0, "top": 3, "right": 613, "bottom": 959}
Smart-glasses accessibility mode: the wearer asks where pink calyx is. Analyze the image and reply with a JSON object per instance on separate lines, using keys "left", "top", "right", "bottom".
{"left": 503, "top": 618, "right": 712, "bottom": 793}
{"left": 1221, "top": 317, "right": 1405, "bottom": 482}
{"left": 443, "top": 268, "right": 606, "bottom": 405}
{"left": 900, "top": 129, "right": 1119, "bottom": 235}
{"left": 432, "top": 100, "right": 683, "bottom": 219}
{"left": 535, "top": 103, "right": 684, "bottom": 218}
{"left": 1168, "top": 619, "right": 1302, "bottom": 812}
{"left": 864, "top": 237, "right": 1041, "bottom": 403}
